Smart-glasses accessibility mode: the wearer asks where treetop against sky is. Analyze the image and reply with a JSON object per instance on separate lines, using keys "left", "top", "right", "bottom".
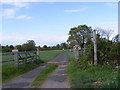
{"left": 0, "top": 1, "right": 118, "bottom": 46}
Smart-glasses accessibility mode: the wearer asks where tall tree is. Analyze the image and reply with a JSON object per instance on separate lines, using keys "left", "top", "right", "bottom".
{"left": 96, "top": 27, "right": 113, "bottom": 40}
{"left": 61, "top": 43, "right": 67, "bottom": 49}
{"left": 9, "top": 45, "right": 14, "bottom": 49}
{"left": 67, "top": 25, "right": 92, "bottom": 49}
{"left": 43, "top": 45, "right": 47, "bottom": 48}
{"left": 56, "top": 44, "right": 60, "bottom": 49}
{"left": 22, "top": 40, "right": 36, "bottom": 51}
{"left": 15, "top": 45, "right": 23, "bottom": 51}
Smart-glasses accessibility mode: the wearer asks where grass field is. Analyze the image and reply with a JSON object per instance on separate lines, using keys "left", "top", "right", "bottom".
{"left": 1, "top": 50, "right": 64, "bottom": 62}
{"left": 66, "top": 50, "right": 118, "bottom": 88}
{"left": 2, "top": 50, "right": 63, "bottom": 84}
{"left": 1, "top": 54, "right": 14, "bottom": 62}
{"left": 39, "top": 50, "right": 64, "bottom": 62}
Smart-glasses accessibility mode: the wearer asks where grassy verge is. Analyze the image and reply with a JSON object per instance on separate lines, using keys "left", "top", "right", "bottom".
{"left": 2, "top": 50, "right": 63, "bottom": 84}
{"left": 30, "top": 64, "right": 58, "bottom": 88}
{"left": 66, "top": 50, "right": 118, "bottom": 88}
{"left": 2, "top": 60, "right": 41, "bottom": 83}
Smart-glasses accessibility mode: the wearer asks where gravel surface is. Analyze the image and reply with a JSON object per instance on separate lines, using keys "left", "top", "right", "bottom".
{"left": 40, "top": 65, "right": 70, "bottom": 88}
{"left": 2, "top": 52, "right": 68, "bottom": 88}
{"left": 40, "top": 52, "right": 71, "bottom": 88}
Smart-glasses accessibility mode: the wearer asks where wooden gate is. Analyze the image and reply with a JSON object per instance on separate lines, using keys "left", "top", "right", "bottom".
{"left": 16, "top": 51, "right": 37, "bottom": 65}
{"left": 1, "top": 50, "right": 39, "bottom": 65}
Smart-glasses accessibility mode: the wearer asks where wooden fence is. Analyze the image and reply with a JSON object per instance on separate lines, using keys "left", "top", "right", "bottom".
{"left": 1, "top": 50, "right": 39, "bottom": 65}
{"left": 1, "top": 53, "right": 14, "bottom": 63}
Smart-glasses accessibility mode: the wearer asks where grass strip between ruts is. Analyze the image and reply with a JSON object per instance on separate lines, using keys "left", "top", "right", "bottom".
{"left": 30, "top": 64, "right": 58, "bottom": 88}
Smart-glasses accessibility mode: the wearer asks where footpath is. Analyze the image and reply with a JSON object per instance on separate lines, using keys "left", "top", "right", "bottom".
{"left": 2, "top": 52, "right": 70, "bottom": 88}
{"left": 40, "top": 64, "right": 70, "bottom": 88}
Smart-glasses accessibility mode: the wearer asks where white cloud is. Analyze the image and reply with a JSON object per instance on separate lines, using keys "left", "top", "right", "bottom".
{"left": 1, "top": 2, "right": 30, "bottom": 8}
{"left": 1, "top": 32, "right": 68, "bottom": 46}
{"left": 1, "top": 8, "right": 16, "bottom": 18}
{"left": 1, "top": 1, "right": 32, "bottom": 19}
{"left": 11, "top": 2, "right": 30, "bottom": 8}
{"left": 1, "top": 8, "right": 32, "bottom": 19}
{"left": 64, "top": 6, "right": 87, "bottom": 13}
{"left": 16, "top": 15, "right": 32, "bottom": 19}
{"left": 105, "top": 2, "right": 118, "bottom": 8}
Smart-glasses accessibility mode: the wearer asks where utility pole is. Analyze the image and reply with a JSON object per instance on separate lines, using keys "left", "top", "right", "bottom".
{"left": 93, "top": 30, "right": 98, "bottom": 65}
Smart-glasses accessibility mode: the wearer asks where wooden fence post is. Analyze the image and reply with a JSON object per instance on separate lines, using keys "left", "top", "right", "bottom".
{"left": 14, "top": 52, "right": 19, "bottom": 66}
{"left": 93, "top": 30, "right": 98, "bottom": 65}
{"left": 37, "top": 48, "right": 39, "bottom": 59}
{"left": 33, "top": 52, "right": 36, "bottom": 61}
{"left": 25, "top": 51, "right": 27, "bottom": 64}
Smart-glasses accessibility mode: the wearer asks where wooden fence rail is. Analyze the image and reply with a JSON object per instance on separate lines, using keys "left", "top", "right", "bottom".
{"left": 0, "top": 53, "right": 14, "bottom": 63}
{"left": 0, "top": 49, "right": 39, "bottom": 65}
{"left": 15, "top": 51, "right": 37, "bottom": 65}
{"left": 2, "top": 53, "right": 14, "bottom": 56}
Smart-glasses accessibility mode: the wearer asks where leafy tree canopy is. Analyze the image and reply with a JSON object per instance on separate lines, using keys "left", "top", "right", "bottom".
{"left": 67, "top": 25, "right": 92, "bottom": 48}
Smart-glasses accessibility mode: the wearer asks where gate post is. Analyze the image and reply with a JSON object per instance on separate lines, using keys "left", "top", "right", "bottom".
{"left": 37, "top": 48, "right": 39, "bottom": 59}
{"left": 93, "top": 30, "right": 98, "bottom": 65}
{"left": 73, "top": 45, "right": 81, "bottom": 61}
{"left": 33, "top": 51, "right": 36, "bottom": 61}
{"left": 14, "top": 52, "right": 19, "bottom": 66}
{"left": 12, "top": 48, "right": 19, "bottom": 66}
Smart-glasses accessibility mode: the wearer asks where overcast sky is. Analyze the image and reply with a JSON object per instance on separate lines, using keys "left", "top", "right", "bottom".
{"left": 0, "top": 0, "right": 119, "bottom": 46}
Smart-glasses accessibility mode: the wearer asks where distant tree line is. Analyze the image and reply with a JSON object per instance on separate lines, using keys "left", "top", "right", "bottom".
{"left": 1, "top": 40, "right": 36, "bottom": 52}
{"left": 39, "top": 42, "right": 69, "bottom": 51}
{"left": 1, "top": 40, "right": 69, "bottom": 52}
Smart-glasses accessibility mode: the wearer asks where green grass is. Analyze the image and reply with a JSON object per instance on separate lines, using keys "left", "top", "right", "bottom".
{"left": 2, "top": 54, "right": 14, "bottom": 62}
{"left": 66, "top": 50, "right": 118, "bottom": 88}
{"left": 30, "top": 64, "right": 58, "bottom": 88}
{"left": 2, "top": 50, "right": 63, "bottom": 84}
{"left": 2, "top": 52, "right": 39, "bottom": 62}
{"left": 2, "top": 61, "right": 39, "bottom": 83}
{"left": 1, "top": 50, "right": 63, "bottom": 62}
{"left": 39, "top": 50, "right": 64, "bottom": 62}
{"left": 2, "top": 50, "right": 63, "bottom": 64}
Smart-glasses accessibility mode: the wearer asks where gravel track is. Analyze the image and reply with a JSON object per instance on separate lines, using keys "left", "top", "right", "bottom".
{"left": 2, "top": 52, "right": 69, "bottom": 88}
{"left": 40, "top": 52, "right": 71, "bottom": 88}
